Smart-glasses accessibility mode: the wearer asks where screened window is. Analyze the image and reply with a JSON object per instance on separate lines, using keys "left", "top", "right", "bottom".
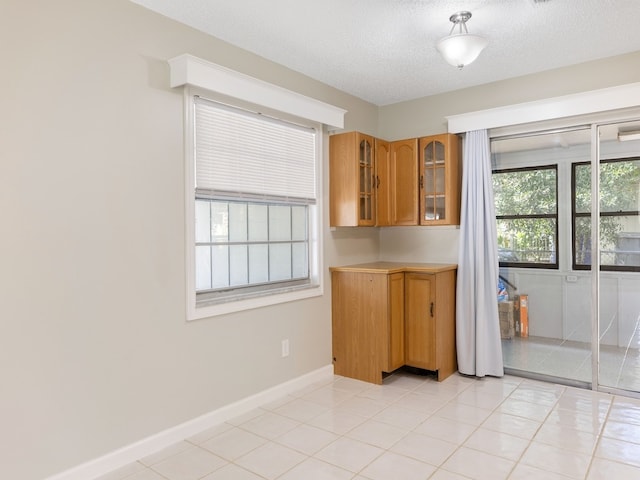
{"left": 493, "top": 165, "right": 559, "bottom": 268}
{"left": 572, "top": 157, "right": 640, "bottom": 271}
{"left": 192, "top": 96, "right": 318, "bottom": 306}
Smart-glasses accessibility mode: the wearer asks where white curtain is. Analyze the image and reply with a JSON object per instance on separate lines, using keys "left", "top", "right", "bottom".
{"left": 456, "top": 129, "right": 504, "bottom": 377}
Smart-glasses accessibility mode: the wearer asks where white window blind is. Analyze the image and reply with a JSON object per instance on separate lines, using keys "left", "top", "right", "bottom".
{"left": 194, "top": 96, "right": 317, "bottom": 202}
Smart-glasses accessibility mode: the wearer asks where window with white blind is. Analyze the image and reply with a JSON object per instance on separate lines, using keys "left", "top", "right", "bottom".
{"left": 187, "top": 94, "right": 322, "bottom": 318}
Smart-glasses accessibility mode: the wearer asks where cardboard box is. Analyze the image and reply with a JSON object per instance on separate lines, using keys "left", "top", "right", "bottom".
{"left": 498, "top": 301, "right": 515, "bottom": 339}
{"left": 514, "top": 294, "right": 529, "bottom": 337}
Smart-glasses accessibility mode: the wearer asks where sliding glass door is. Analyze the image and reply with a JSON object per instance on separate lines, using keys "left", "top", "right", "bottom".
{"left": 595, "top": 121, "right": 640, "bottom": 394}
{"left": 491, "top": 128, "right": 594, "bottom": 387}
{"left": 492, "top": 118, "right": 640, "bottom": 396}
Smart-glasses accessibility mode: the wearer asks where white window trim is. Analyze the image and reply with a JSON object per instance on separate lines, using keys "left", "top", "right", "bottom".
{"left": 171, "top": 56, "right": 346, "bottom": 320}
{"left": 446, "top": 82, "right": 640, "bottom": 133}
{"left": 169, "top": 54, "right": 346, "bottom": 129}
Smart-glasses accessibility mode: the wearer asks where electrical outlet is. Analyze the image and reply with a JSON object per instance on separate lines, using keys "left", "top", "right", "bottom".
{"left": 281, "top": 339, "right": 290, "bottom": 357}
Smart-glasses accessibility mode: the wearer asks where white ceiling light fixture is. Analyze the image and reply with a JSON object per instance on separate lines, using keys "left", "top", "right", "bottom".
{"left": 436, "top": 11, "right": 488, "bottom": 69}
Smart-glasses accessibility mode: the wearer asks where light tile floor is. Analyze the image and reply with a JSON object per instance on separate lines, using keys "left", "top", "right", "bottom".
{"left": 98, "top": 372, "right": 640, "bottom": 480}
{"left": 502, "top": 336, "right": 640, "bottom": 392}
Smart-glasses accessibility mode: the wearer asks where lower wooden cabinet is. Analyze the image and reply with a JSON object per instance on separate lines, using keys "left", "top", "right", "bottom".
{"left": 331, "top": 270, "right": 404, "bottom": 384}
{"left": 404, "top": 271, "right": 457, "bottom": 381}
{"left": 331, "top": 262, "right": 457, "bottom": 384}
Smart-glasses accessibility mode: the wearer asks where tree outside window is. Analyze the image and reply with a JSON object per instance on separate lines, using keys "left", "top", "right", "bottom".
{"left": 572, "top": 158, "right": 640, "bottom": 271}
{"left": 493, "top": 165, "right": 558, "bottom": 268}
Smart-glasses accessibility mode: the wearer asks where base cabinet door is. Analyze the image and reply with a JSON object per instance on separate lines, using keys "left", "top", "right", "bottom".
{"left": 331, "top": 270, "right": 404, "bottom": 384}
{"left": 404, "top": 271, "right": 457, "bottom": 380}
{"left": 331, "top": 263, "right": 457, "bottom": 384}
{"left": 386, "top": 272, "right": 405, "bottom": 372}
{"left": 404, "top": 273, "right": 435, "bottom": 369}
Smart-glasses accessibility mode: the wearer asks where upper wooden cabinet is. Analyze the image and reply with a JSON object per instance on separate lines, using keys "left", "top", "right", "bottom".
{"left": 329, "top": 132, "right": 376, "bottom": 227}
{"left": 375, "top": 139, "right": 391, "bottom": 226}
{"left": 419, "top": 133, "right": 461, "bottom": 226}
{"left": 376, "top": 138, "right": 418, "bottom": 226}
{"left": 330, "top": 131, "right": 460, "bottom": 227}
{"left": 389, "top": 139, "right": 419, "bottom": 226}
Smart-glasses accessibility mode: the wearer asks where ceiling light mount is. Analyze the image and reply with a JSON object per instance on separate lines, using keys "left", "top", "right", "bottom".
{"left": 448, "top": 11, "right": 473, "bottom": 30}
{"left": 436, "top": 11, "right": 487, "bottom": 69}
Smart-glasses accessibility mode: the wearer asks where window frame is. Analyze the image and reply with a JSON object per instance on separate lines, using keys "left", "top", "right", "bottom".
{"left": 571, "top": 156, "right": 640, "bottom": 272}
{"left": 493, "top": 164, "right": 560, "bottom": 269}
{"left": 184, "top": 87, "right": 324, "bottom": 320}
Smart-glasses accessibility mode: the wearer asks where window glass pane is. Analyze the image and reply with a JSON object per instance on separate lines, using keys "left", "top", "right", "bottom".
{"left": 211, "top": 245, "right": 229, "bottom": 288}
{"left": 425, "top": 169, "right": 435, "bottom": 194}
{"left": 575, "top": 160, "right": 640, "bottom": 214}
{"left": 195, "top": 200, "right": 211, "bottom": 243}
{"left": 574, "top": 163, "right": 591, "bottom": 214}
{"left": 435, "top": 167, "right": 445, "bottom": 193}
{"left": 424, "top": 197, "right": 437, "bottom": 220}
{"left": 269, "top": 243, "right": 291, "bottom": 281}
{"left": 291, "top": 206, "right": 307, "bottom": 241}
{"left": 577, "top": 216, "right": 640, "bottom": 267}
{"left": 211, "top": 202, "right": 229, "bottom": 243}
{"left": 494, "top": 168, "right": 557, "bottom": 216}
{"left": 229, "top": 245, "right": 248, "bottom": 286}
{"left": 195, "top": 246, "right": 212, "bottom": 290}
{"left": 249, "top": 244, "right": 269, "bottom": 284}
{"left": 269, "top": 205, "right": 291, "bottom": 241}
{"left": 574, "top": 217, "right": 592, "bottom": 266}
{"left": 248, "top": 204, "right": 268, "bottom": 242}
{"left": 436, "top": 196, "right": 445, "bottom": 220}
{"left": 600, "top": 160, "right": 640, "bottom": 213}
{"left": 229, "top": 203, "right": 247, "bottom": 242}
{"left": 292, "top": 243, "right": 308, "bottom": 278}
{"left": 497, "top": 218, "right": 557, "bottom": 264}
{"left": 612, "top": 228, "right": 640, "bottom": 267}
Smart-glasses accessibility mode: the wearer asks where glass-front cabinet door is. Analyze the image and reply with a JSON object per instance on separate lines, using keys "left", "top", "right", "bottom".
{"left": 329, "top": 131, "right": 377, "bottom": 226}
{"left": 358, "top": 135, "right": 375, "bottom": 225}
{"left": 419, "top": 133, "right": 461, "bottom": 226}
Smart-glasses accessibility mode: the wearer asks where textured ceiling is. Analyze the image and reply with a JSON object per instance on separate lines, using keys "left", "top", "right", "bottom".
{"left": 132, "top": 0, "right": 640, "bottom": 106}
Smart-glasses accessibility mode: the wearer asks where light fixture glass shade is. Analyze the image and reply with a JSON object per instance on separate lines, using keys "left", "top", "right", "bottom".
{"left": 436, "top": 33, "right": 488, "bottom": 68}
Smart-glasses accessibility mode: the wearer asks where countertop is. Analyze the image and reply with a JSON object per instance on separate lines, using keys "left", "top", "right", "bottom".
{"left": 329, "top": 261, "right": 457, "bottom": 274}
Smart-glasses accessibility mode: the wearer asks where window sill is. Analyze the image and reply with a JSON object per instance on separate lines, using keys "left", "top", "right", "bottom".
{"left": 187, "top": 284, "right": 323, "bottom": 321}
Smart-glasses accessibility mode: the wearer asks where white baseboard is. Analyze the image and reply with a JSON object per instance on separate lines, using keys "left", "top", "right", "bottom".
{"left": 45, "top": 364, "right": 334, "bottom": 480}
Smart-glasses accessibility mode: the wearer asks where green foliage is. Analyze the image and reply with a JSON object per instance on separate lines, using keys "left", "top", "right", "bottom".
{"left": 494, "top": 168, "right": 556, "bottom": 216}
{"left": 493, "top": 159, "right": 639, "bottom": 266}
{"left": 493, "top": 167, "right": 556, "bottom": 263}
{"left": 574, "top": 160, "right": 640, "bottom": 263}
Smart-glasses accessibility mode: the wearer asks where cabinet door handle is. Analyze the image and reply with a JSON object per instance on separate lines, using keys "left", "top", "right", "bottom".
{"left": 376, "top": 175, "right": 380, "bottom": 188}
{"left": 419, "top": 175, "right": 424, "bottom": 189}
{"left": 430, "top": 302, "right": 434, "bottom": 317}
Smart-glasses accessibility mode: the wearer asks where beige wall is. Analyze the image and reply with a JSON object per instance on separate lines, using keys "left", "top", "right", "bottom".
{"left": 378, "top": 51, "right": 640, "bottom": 140}
{"left": 0, "top": 1, "right": 379, "bottom": 479}
{"left": 2, "top": 1, "right": 640, "bottom": 479}
{"left": 377, "top": 51, "right": 640, "bottom": 265}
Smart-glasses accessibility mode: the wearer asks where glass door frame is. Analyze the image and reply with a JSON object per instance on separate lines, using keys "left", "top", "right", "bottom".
{"left": 491, "top": 111, "right": 640, "bottom": 398}
{"left": 591, "top": 120, "right": 640, "bottom": 399}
